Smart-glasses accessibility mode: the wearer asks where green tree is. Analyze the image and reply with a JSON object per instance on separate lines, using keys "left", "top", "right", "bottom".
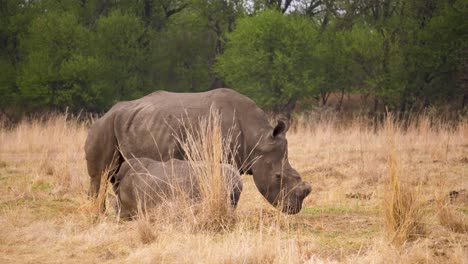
{"left": 0, "top": 0, "right": 39, "bottom": 115}
{"left": 93, "top": 10, "right": 150, "bottom": 106}
{"left": 216, "top": 10, "right": 319, "bottom": 109}
{"left": 342, "top": 22, "right": 390, "bottom": 106}
{"left": 402, "top": 0, "right": 468, "bottom": 109}
{"left": 313, "top": 24, "right": 354, "bottom": 106}
{"left": 17, "top": 11, "right": 100, "bottom": 112}
{"left": 1, "top": 0, "right": 465, "bottom": 115}
{"left": 150, "top": 9, "right": 217, "bottom": 92}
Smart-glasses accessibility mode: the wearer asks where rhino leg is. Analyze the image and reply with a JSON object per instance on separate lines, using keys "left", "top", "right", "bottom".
{"left": 85, "top": 113, "right": 123, "bottom": 202}
{"left": 87, "top": 150, "right": 122, "bottom": 193}
{"left": 88, "top": 176, "right": 101, "bottom": 198}
{"left": 230, "top": 182, "right": 243, "bottom": 208}
{"left": 86, "top": 136, "right": 123, "bottom": 215}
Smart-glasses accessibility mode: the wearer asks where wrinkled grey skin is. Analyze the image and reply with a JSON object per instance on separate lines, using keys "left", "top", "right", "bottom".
{"left": 85, "top": 88, "right": 311, "bottom": 214}
{"left": 114, "top": 158, "right": 243, "bottom": 218}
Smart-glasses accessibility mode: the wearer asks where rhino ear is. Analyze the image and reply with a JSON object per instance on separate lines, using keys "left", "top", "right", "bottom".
{"left": 273, "top": 118, "right": 289, "bottom": 138}
{"left": 281, "top": 98, "right": 296, "bottom": 120}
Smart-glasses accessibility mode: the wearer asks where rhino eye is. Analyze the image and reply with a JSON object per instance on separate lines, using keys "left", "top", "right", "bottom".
{"left": 275, "top": 173, "right": 282, "bottom": 181}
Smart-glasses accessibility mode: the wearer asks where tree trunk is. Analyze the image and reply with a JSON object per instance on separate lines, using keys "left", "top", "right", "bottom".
{"left": 320, "top": 91, "right": 330, "bottom": 106}
{"left": 210, "top": 78, "right": 225, "bottom": 89}
{"left": 462, "top": 94, "right": 468, "bottom": 109}
{"left": 337, "top": 88, "right": 345, "bottom": 111}
{"left": 373, "top": 97, "right": 379, "bottom": 114}
{"left": 281, "top": 97, "right": 297, "bottom": 119}
{"left": 143, "top": 0, "right": 152, "bottom": 26}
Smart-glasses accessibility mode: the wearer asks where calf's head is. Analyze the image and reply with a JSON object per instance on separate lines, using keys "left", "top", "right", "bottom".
{"left": 251, "top": 118, "right": 312, "bottom": 214}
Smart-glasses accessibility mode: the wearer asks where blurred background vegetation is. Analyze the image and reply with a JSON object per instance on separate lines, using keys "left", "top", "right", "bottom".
{"left": 1, "top": 0, "right": 467, "bottom": 118}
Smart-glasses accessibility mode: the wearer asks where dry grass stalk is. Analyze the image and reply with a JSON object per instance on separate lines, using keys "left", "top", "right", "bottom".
{"left": 136, "top": 214, "right": 157, "bottom": 244}
{"left": 90, "top": 168, "right": 112, "bottom": 218}
{"left": 437, "top": 203, "right": 468, "bottom": 234}
{"left": 383, "top": 114, "right": 426, "bottom": 247}
{"left": 175, "top": 109, "right": 238, "bottom": 231}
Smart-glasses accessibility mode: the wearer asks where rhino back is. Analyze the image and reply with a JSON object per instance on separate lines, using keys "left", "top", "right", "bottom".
{"left": 111, "top": 89, "right": 271, "bottom": 166}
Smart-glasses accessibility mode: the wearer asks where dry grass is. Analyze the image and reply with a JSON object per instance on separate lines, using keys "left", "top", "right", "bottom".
{"left": 437, "top": 200, "right": 468, "bottom": 234}
{"left": 436, "top": 187, "right": 468, "bottom": 234}
{"left": 0, "top": 113, "right": 467, "bottom": 263}
{"left": 172, "top": 110, "right": 238, "bottom": 231}
{"left": 382, "top": 115, "right": 425, "bottom": 247}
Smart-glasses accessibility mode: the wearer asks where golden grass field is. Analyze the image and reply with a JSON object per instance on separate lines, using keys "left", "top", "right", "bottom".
{"left": 0, "top": 113, "right": 467, "bottom": 263}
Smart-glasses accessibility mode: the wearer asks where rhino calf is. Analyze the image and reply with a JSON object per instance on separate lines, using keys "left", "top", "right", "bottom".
{"left": 114, "top": 158, "right": 243, "bottom": 218}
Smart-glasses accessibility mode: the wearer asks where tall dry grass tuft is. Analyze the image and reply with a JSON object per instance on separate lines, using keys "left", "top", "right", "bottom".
{"left": 382, "top": 114, "right": 425, "bottom": 247}
{"left": 173, "top": 109, "right": 239, "bottom": 231}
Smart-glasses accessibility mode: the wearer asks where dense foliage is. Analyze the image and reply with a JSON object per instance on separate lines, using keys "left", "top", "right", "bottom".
{"left": 1, "top": 0, "right": 466, "bottom": 115}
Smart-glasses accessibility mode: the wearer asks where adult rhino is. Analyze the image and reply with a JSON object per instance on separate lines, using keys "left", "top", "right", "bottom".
{"left": 114, "top": 158, "right": 243, "bottom": 218}
{"left": 85, "top": 88, "right": 311, "bottom": 214}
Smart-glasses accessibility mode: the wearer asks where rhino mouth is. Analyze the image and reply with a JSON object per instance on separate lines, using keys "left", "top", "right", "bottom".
{"left": 282, "top": 203, "right": 302, "bottom": 214}
{"left": 281, "top": 182, "right": 312, "bottom": 214}
{"left": 270, "top": 197, "right": 302, "bottom": 214}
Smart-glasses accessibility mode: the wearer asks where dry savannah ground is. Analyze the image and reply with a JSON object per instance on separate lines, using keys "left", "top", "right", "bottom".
{"left": 0, "top": 113, "right": 467, "bottom": 263}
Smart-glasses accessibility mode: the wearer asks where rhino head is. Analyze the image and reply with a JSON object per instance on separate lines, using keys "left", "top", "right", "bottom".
{"left": 250, "top": 118, "right": 312, "bottom": 214}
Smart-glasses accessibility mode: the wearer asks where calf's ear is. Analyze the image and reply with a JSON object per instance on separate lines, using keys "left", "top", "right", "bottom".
{"left": 273, "top": 117, "right": 289, "bottom": 138}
